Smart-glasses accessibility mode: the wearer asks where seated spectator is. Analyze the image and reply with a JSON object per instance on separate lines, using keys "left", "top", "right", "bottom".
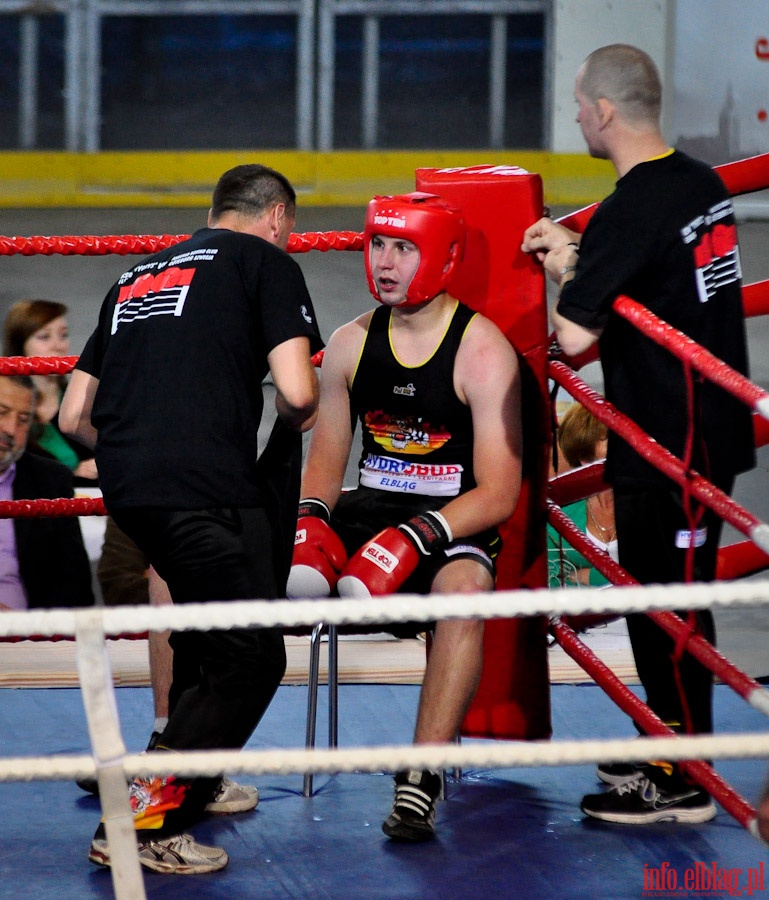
{"left": 0, "top": 373, "right": 93, "bottom": 608}
{"left": 547, "top": 402, "right": 616, "bottom": 588}
{"left": 3, "top": 299, "right": 97, "bottom": 484}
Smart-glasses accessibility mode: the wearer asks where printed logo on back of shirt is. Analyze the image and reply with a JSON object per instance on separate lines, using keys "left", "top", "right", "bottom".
{"left": 681, "top": 200, "right": 742, "bottom": 302}
{"left": 111, "top": 266, "right": 197, "bottom": 334}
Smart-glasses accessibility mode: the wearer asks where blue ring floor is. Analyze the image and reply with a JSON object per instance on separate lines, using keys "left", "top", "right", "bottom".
{"left": 0, "top": 682, "right": 767, "bottom": 899}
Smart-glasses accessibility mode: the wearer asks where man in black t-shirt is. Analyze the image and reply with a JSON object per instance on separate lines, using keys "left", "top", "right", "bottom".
{"left": 523, "top": 45, "right": 754, "bottom": 825}
{"left": 61, "top": 164, "right": 322, "bottom": 874}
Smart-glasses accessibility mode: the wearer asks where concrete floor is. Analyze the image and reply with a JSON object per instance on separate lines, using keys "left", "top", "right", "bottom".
{"left": 0, "top": 202, "right": 767, "bottom": 679}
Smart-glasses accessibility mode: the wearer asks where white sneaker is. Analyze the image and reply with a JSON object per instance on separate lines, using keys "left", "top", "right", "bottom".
{"left": 89, "top": 832, "right": 229, "bottom": 875}
{"left": 204, "top": 776, "right": 259, "bottom": 815}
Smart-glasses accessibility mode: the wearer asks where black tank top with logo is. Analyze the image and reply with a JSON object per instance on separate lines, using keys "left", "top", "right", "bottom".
{"left": 350, "top": 301, "right": 477, "bottom": 498}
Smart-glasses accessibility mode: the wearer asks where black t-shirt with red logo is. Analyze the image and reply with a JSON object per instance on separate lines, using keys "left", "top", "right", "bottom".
{"left": 77, "top": 227, "right": 323, "bottom": 509}
{"left": 556, "top": 150, "right": 754, "bottom": 487}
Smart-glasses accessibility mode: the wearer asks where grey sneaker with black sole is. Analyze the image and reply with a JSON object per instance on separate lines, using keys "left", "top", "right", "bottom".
{"left": 89, "top": 832, "right": 229, "bottom": 875}
{"left": 204, "top": 776, "right": 259, "bottom": 815}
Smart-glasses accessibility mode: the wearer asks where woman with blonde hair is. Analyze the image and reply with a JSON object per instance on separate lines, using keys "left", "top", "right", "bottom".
{"left": 547, "top": 402, "right": 616, "bottom": 587}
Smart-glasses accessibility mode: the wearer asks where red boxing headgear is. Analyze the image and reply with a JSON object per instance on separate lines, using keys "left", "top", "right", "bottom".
{"left": 364, "top": 192, "right": 466, "bottom": 307}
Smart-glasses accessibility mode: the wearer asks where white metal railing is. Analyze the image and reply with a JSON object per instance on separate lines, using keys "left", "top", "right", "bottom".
{"left": 0, "top": 0, "right": 78, "bottom": 149}
{"left": 0, "top": 0, "right": 551, "bottom": 152}
{"left": 0, "top": 0, "right": 315, "bottom": 152}
{"left": 317, "top": 0, "right": 550, "bottom": 151}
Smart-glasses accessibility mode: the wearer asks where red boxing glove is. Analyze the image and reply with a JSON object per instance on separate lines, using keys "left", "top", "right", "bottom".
{"left": 286, "top": 499, "right": 348, "bottom": 598}
{"left": 337, "top": 510, "right": 452, "bottom": 598}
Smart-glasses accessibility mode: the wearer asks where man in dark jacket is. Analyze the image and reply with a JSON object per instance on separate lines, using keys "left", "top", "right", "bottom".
{"left": 0, "top": 373, "right": 93, "bottom": 608}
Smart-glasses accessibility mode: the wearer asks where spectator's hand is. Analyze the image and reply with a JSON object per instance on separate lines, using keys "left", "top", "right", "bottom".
{"left": 74, "top": 458, "right": 98, "bottom": 481}
{"left": 0, "top": 603, "right": 12, "bottom": 611}
{"left": 522, "top": 217, "right": 579, "bottom": 263}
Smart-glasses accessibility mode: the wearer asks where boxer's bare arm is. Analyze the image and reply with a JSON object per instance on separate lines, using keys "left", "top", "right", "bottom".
{"left": 437, "top": 315, "right": 523, "bottom": 539}
{"left": 301, "top": 314, "right": 371, "bottom": 509}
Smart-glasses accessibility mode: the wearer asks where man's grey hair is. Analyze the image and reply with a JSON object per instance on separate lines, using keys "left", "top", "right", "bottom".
{"left": 580, "top": 44, "right": 662, "bottom": 126}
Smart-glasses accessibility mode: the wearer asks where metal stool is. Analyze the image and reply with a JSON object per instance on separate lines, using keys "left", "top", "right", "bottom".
{"left": 303, "top": 622, "right": 339, "bottom": 797}
{"left": 302, "top": 624, "right": 457, "bottom": 797}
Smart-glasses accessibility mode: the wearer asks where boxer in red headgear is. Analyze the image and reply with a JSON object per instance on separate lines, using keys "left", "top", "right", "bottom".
{"left": 363, "top": 191, "right": 465, "bottom": 306}
{"left": 287, "top": 192, "right": 523, "bottom": 843}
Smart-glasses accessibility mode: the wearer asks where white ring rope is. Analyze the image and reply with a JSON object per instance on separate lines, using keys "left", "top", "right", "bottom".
{"left": 1, "top": 580, "right": 767, "bottom": 785}
{"left": 3, "top": 733, "right": 769, "bottom": 784}
{"left": 3, "top": 578, "right": 769, "bottom": 638}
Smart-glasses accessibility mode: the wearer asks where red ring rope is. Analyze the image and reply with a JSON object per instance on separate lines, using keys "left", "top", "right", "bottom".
{"left": 549, "top": 361, "right": 769, "bottom": 549}
{"left": 0, "top": 230, "right": 364, "bottom": 258}
{"left": 614, "top": 297, "right": 769, "bottom": 418}
{"left": 555, "top": 151, "right": 769, "bottom": 233}
{"left": 550, "top": 617, "right": 758, "bottom": 832}
{"left": 548, "top": 502, "right": 769, "bottom": 702}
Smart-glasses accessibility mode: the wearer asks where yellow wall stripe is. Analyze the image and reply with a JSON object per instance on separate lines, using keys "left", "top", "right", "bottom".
{"left": 0, "top": 150, "right": 615, "bottom": 209}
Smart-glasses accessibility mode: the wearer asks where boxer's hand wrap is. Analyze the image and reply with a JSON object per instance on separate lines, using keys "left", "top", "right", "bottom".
{"left": 397, "top": 510, "right": 453, "bottom": 555}
{"left": 297, "top": 497, "right": 331, "bottom": 523}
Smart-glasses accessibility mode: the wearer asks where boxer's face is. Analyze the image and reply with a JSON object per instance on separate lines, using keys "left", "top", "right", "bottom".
{"left": 369, "top": 235, "right": 420, "bottom": 306}
{"left": 0, "top": 379, "right": 34, "bottom": 472}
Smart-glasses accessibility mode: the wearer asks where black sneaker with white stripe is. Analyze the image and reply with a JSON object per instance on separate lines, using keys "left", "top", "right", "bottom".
{"left": 581, "top": 764, "right": 717, "bottom": 824}
{"left": 382, "top": 769, "right": 442, "bottom": 842}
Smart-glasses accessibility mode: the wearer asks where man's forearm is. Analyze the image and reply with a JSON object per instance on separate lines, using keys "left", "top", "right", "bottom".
{"left": 275, "top": 389, "right": 318, "bottom": 432}
{"left": 552, "top": 307, "right": 602, "bottom": 357}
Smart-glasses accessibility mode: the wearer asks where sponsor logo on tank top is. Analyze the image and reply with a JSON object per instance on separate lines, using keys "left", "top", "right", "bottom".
{"left": 360, "top": 453, "right": 462, "bottom": 496}
{"left": 674, "top": 526, "right": 707, "bottom": 549}
{"left": 393, "top": 383, "right": 416, "bottom": 396}
{"left": 364, "top": 410, "right": 450, "bottom": 455}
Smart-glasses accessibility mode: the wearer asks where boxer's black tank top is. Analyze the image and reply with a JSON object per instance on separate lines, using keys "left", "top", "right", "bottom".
{"left": 350, "top": 301, "right": 477, "bottom": 498}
